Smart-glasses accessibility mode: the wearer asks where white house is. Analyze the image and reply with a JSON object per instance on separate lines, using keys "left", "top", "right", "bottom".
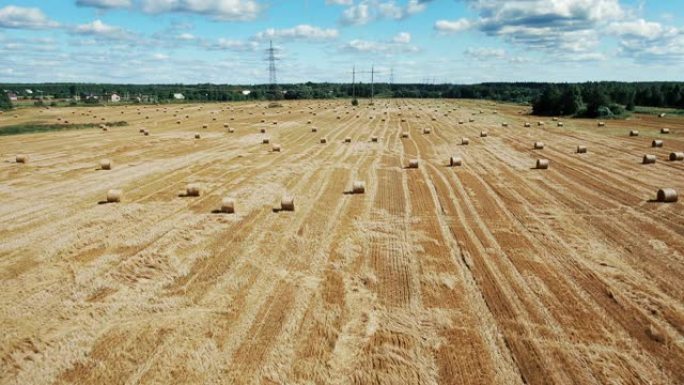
{"left": 110, "top": 93, "right": 121, "bottom": 102}
{"left": 173, "top": 93, "right": 185, "bottom": 100}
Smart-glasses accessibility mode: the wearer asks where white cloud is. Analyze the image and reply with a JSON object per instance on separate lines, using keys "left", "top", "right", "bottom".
{"left": 464, "top": 47, "right": 506, "bottom": 60}
{"left": 341, "top": 0, "right": 431, "bottom": 25}
{"left": 434, "top": 18, "right": 473, "bottom": 33}
{"left": 76, "top": 0, "right": 132, "bottom": 9}
{"left": 392, "top": 32, "right": 411, "bottom": 44}
{"left": 343, "top": 35, "right": 419, "bottom": 55}
{"left": 177, "top": 32, "right": 196, "bottom": 40}
{"left": 607, "top": 19, "right": 678, "bottom": 40}
{"left": 208, "top": 38, "right": 259, "bottom": 51}
{"left": 139, "top": 0, "right": 260, "bottom": 21}
{"left": 74, "top": 19, "right": 131, "bottom": 40}
{"left": 152, "top": 52, "right": 169, "bottom": 60}
{"left": 254, "top": 24, "right": 339, "bottom": 41}
{"left": 0, "top": 6, "right": 59, "bottom": 29}
{"left": 325, "top": 0, "right": 353, "bottom": 5}
{"left": 341, "top": 3, "right": 372, "bottom": 25}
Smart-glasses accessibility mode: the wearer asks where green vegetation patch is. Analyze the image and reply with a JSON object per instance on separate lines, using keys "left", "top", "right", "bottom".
{"left": 0, "top": 121, "right": 128, "bottom": 136}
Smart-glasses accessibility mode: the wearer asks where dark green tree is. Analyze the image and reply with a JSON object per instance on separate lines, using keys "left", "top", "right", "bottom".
{"left": 560, "top": 86, "right": 583, "bottom": 115}
{"left": 0, "top": 92, "right": 12, "bottom": 110}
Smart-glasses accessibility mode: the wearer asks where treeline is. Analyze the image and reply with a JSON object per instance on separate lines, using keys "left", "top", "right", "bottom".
{"left": 531, "top": 82, "right": 684, "bottom": 117}
{"left": 2, "top": 82, "right": 683, "bottom": 115}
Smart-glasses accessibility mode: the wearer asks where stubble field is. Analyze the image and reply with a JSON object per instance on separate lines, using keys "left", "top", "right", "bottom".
{"left": 1, "top": 99, "right": 683, "bottom": 385}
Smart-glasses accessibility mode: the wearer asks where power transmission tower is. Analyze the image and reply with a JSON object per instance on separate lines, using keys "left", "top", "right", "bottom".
{"left": 355, "top": 65, "right": 383, "bottom": 105}
{"left": 266, "top": 40, "right": 279, "bottom": 101}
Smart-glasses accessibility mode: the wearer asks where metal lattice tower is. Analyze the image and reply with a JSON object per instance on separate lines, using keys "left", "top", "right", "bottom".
{"left": 267, "top": 40, "right": 279, "bottom": 100}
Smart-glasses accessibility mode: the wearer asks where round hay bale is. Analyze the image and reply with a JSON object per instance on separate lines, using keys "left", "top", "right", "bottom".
{"left": 537, "top": 121, "right": 544, "bottom": 126}
{"left": 224, "top": 123, "right": 229, "bottom": 128}
{"left": 107, "top": 189, "right": 122, "bottom": 203}
{"left": 221, "top": 198, "right": 235, "bottom": 213}
{"left": 143, "top": 130, "right": 149, "bottom": 136}
{"left": 262, "top": 137, "right": 270, "bottom": 144}
{"left": 177, "top": 120, "right": 181, "bottom": 124}
{"left": 408, "top": 159, "right": 419, "bottom": 169}
{"left": 371, "top": 136, "right": 378, "bottom": 142}
{"left": 643, "top": 154, "right": 656, "bottom": 164}
{"left": 630, "top": 130, "right": 639, "bottom": 137}
{"left": 652, "top": 140, "right": 663, "bottom": 148}
{"left": 458, "top": 120, "right": 464, "bottom": 124}
{"left": 352, "top": 181, "right": 365, "bottom": 194}
{"left": 100, "top": 159, "right": 112, "bottom": 170}
{"left": 598, "top": 122, "right": 605, "bottom": 127}
{"left": 480, "top": 131, "right": 488, "bottom": 138}
{"left": 423, "top": 128, "right": 431, "bottom": 134}
{"left": 139, "top": 128, "right": 145, "bottom": 133}
{"left": 261, "top": 119, "right": 266, "bottom": 123}
{"left": 272, "top": 144, "right": 281, "bottom": 152}
{"left": 311, "top": 127, "right": 318, "bottom": 132}
{"left": 449, "top": 156, "right": 462, "bottom": 167}
{"left": 202, "top": 124, "right": 208, "bottom": 129}
{"left": 272, "top": 121, "right": 277, "bottom": 125}
{"left": 536, "top": 159, "right": 549, "bottom": 169}
{"left": 661, "top": 128, "right": 670, "bottom": 134}
{"left": 669, "top": 152, "right": 684, "bottom": 161}
{"left": 502, "top": 122, "right": 508, "bottom": 127}
{"left": 101, "top": 126, "right": 109, "bottom": 132}
{"left": 657, "top": 188, "right": 678, "bottom": 203}
{"left": 557, "top": 122, "right": 564, "bottom": 127}
{"left": 344, "top": 137, "right": 352, "bottom": 143}
{"left": 534, "top": 141, "right": 545, "bottom": 150}
{"left": 228, "top": 127, "right": 235, "bottom": 133}
{"left": 15, "top": 154, "right": 28, "bottom": 163}
{"left": 461, "top": 138, "right": 469, "bottom": 145}
{"left": 401, "top": 119, "right": 407, "bottom": 123}
{"left": 469, "top": 118, "right": 475, "bottom": 123}
{"left": 195, "top": 133, "right": 201, "bottom": 139}
{"left": 186, "top": 183, "right": 201, "bottom": 197}
{"left": 320, "top": 137, "right": 327, "bottom": 144}
{"left": 552, "top": 117, "right": 558, "bottom": 121}
{"left": 524, "top": 122, "right": 531, "bottom": 127}
{"left": 307, "top": 120, "right": 312, "bottom": 124}
{"left": 401, "top": 132, "right": 409, "bottom": 138}
{"left": 260, "top": 128, "right": 266, "bottom": 133}
{"left": 281, "top": 196, "right": 295, "bottom": 211}
{"left": 576, "top": 145, "right": 587, "bottom": 154}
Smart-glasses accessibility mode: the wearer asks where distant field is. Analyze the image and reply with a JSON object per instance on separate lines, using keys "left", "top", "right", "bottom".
{"left": 1, "top": 99, "right": 683, "bottom": 385}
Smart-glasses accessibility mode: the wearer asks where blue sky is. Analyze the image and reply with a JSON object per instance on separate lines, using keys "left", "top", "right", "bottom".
{"left": 0, "top": 0, "right": 683, "bottom": 84}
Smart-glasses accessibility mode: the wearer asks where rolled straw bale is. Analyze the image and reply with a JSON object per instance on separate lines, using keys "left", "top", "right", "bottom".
{"left": 272, "top": 144, "right": 281, "bottom": 152}
{"left": 408, "top": 159, "right": 419, "bottom": 168}
{"left": 576, "top": 145, "right": 587, "bottom": 154}
{"left": 643, "top": 154, "right": 656, "bottom": 164}
{"left": 221, "top": 198, "right": 235, "bottom": 213}
{"left": 669, "top": 152, "right": 684, "bottom": 161}
{"left": 100, "top": 159, "right": 112, "bottom": 170}
{"left": 661, "top": 128, "right": 670, "bottom": 134}
{"left": 106, "top": 189, "right": 122, "bottom": 203}
{"left": 534, "top": 141, "right": 545, "bottom": 150}
{"left": 449, "top": 156, "right": 462, "bottom": 167}
{"left": 480, "top": 131, "right": 488, "bottom": 138}
{"left": 15, "top": 154, "right": 28, "bottom": 163}
{"left": 352, "top": 181, "right": 365, "bottom": 194}
{"left": 657, "top": 188, "right": 678, "bottom": 203}
{"left": 186, "top": 183, "right": 201, "bottom": 197}
{"left": 536, "top": 159, "right": 549, "bottom": 169}
{"left": 630, "top": 130, "right": 639, "bottom": 136}
{"left": 320, "top": 137, "right": 327, "bottom": 144}
{"left": 281, "top": 196, "right": 295, "bottom": 211}
{"left": 652, "top": 140, "right": 663, "bottom": 148}
{"left": 461, "top": 138, "right": 469, "bottom": 145}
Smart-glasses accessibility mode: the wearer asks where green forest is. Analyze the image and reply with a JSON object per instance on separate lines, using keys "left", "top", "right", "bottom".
{"left": 3, "top": 82, "right": 683, "bottom": 117}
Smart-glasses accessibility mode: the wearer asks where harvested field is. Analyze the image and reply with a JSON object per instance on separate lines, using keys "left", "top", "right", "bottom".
{"left": 1, "top": 99, "right": 683, "bottom": 385}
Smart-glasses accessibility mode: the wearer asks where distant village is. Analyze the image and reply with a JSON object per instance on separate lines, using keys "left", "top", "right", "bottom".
{"left": 3, "top": 89, "right": 256, "bottom": 105}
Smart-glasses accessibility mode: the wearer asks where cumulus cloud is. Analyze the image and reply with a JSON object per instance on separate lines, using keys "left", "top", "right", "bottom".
{"left": 0, "top": 5, "right": 59, "bottom": 29}
{"left": 434, "top": 18, "right": 473, "bottom": 33}
{"left": 207, "top": 38, "right": 259, "bottom": 51}
{"left": 326, "top": 0, "right": 353, "bottom": 5}
{"left": 393, "top": 32, "right": 411, "bottom": 44}
{"left": 139, "top": 0, "right": 260, "bottom": 21}
{"left": 464, "top": 47, "right": 506, "bottom": 60}
{"left": 254, "top": 24, "right": 339, "bottom": 41}
{"left": 341, "top": 0, "right": 432, "bottom": 25}
{"left": 73, "top": 19, "right": 131, "bottom": 40}
{"left": 76, "top": 0, "right": 132, "bottom": 9}
{"left": 343, "top": 32, "right": 418, "bottom": 54}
